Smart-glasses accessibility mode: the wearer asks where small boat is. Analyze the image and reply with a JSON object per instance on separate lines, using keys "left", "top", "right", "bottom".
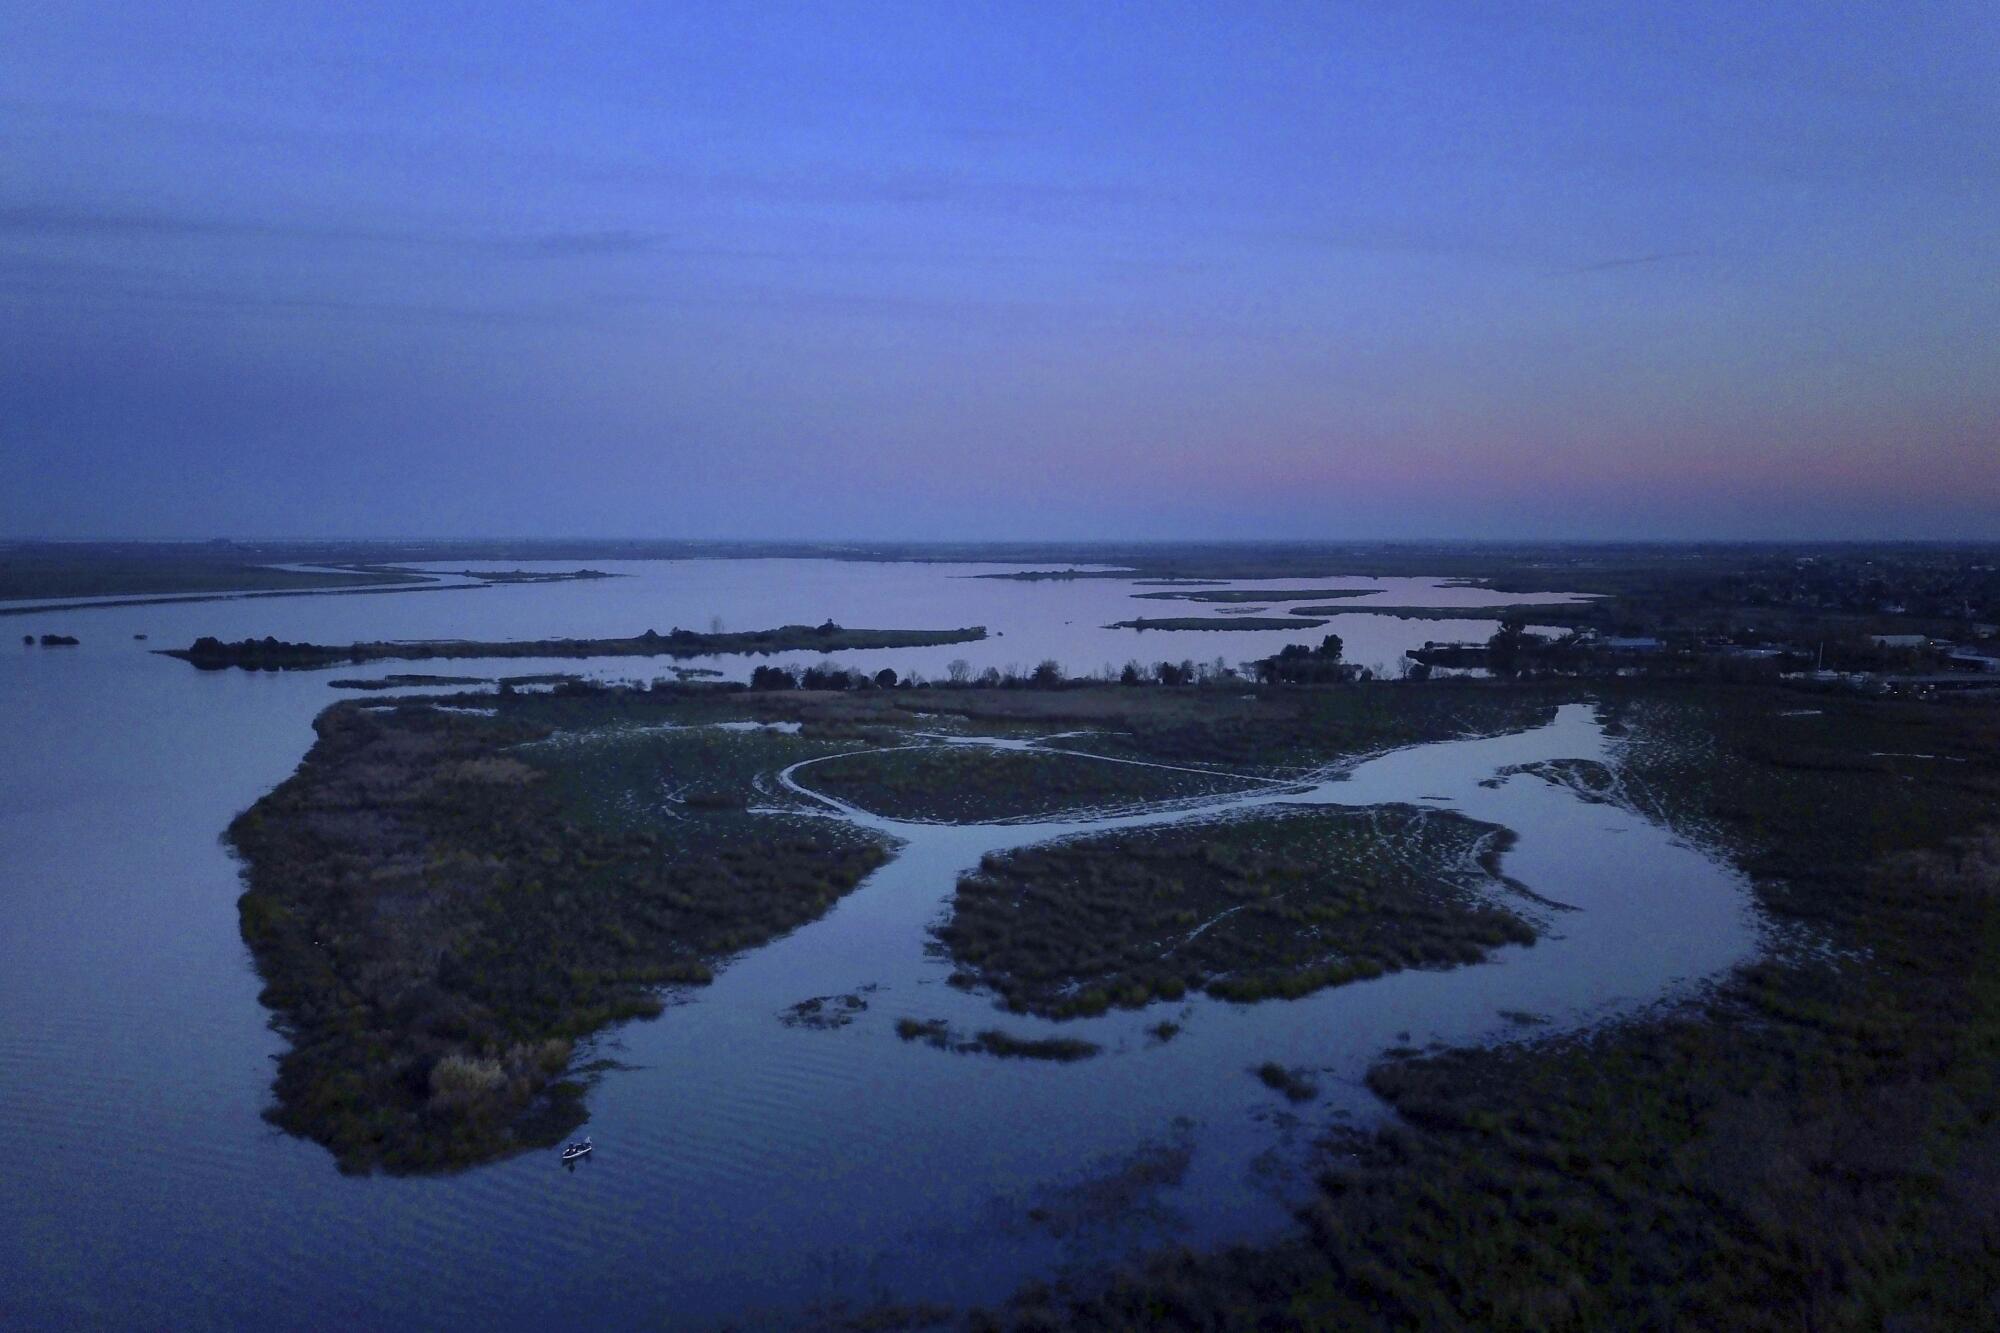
{"left": 561, "top": 1136, "right": 593, "bottom": 1162}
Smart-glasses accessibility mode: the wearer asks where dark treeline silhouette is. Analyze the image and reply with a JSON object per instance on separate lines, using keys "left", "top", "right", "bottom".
{"left": 1251, "top": 632, "right": 1363, "bottom": 685}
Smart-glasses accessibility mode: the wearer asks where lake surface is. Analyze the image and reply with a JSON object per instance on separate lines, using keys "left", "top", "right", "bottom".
{"left": 0, "top": 560, "right": 1750, "bottom": 1328}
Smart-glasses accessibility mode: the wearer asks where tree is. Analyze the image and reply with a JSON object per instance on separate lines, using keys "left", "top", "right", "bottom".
{"left": 1488, "top": 618, "right": 1528, "bottom": 678}
{"left": 1030, "top": 659, "right": 1064, "bottom": 688}
{"left": 946, "top": 658, "right": 971, "bottom": 684}
{"left": 1252, "top": 634, "right": 1357, "bottom": 685}
{"left": 801, "top": 663, "right": 853, "bottom": 690}
{"left": 1120, "top": 661, "right": 1143, "bottom": 686}
{"left": 874, "top": 667, "right": 898, "bottom": 689}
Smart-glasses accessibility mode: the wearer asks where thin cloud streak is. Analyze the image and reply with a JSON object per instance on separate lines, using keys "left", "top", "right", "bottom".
{"left": 1567, "top": 250, "right": 1703, "bottom": 274}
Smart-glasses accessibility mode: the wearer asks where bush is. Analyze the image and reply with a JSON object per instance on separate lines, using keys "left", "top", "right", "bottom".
{"left": 428, "top": 1054, "right": 506, "bottom": 1111}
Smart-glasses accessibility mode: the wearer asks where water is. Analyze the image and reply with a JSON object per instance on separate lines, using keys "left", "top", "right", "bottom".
{"left": 0, "top": 561, "right": 1748, "bottom": 1329}
{"left": 1, "top": 558, "right": 1583, "bottom": 685}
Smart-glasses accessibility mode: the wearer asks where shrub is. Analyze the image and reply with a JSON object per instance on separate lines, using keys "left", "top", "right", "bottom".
{"left": 428, "top": 1054, "right": 506, "bottom": 1111}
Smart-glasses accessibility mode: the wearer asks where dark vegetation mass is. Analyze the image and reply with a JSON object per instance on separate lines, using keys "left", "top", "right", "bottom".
{"left": 1105, "top": 616, "right": 1329, "bottom": 631}
{"left": 166, "top": 622, "right": 987, "bottom": 670}
{"left": 982, "top": 686, "right": 2000, "bottom": 1330}
{"left": 942, "top": 809, "right": 1533, "bottom": 1018}
{"left": 205, "top": 606, "right": 2000, "bottom": 1330}
{"left": 228, "top": 695, "right": 889, "bottom": 1173}
{"left": 677, "top": 674, "right": 1570, "bottom": 777}
{"left": 0, "top": 543, "right": 611, "bottom": 615}
{"left": 1254, "top": 1062, "right": 1319, "bottom": 1103}
{"left": 894, "top": 1016, "right": 1101, "bottom": 1062}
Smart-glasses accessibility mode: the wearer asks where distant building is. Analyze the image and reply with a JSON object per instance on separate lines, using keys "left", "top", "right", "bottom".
{"left": 1868, "top": 634, "right": 1929, "bottom": 649}
{"left": 1601, "top": 636, "right": 1664, "bottom": 652}
{"left": 1947, "top": 652, "right": 2000, "bottom": 673}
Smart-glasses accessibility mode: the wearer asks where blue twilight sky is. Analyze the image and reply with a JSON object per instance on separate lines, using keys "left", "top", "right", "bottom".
{"left": 2, "top": 2, "right": 1995, "bottom": 540}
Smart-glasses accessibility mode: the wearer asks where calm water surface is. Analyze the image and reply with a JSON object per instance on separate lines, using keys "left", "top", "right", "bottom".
{"left": 0, "top": 561, "right": 1749, "bottom": 1328}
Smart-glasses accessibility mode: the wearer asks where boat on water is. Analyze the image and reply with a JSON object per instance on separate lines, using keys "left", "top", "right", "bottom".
{"left": 560, "top": 1136, "right": 593, "bottom": 1162}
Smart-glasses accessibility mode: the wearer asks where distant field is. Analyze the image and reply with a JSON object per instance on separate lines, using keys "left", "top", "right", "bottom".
{"left": 1106, "top": 616, "right": 1329, "bottom": 631}
{"left": 1131, "top": 588, "right": 1378, "bottom": 604}
{"left": 0, "top": 551, "right": 421, "bottom": 600}
{"left": 943, "top": 807, "right": 1532, "bottom": 1018}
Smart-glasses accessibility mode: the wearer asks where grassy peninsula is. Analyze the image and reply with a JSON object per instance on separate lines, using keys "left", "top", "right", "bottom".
{"left": 228, "top": 695, "right": 891, "bottom": 1173}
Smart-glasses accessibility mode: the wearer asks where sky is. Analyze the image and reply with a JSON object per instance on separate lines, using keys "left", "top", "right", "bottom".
{"left": 2, "top": 1, "right": 1995, "bottom": 541}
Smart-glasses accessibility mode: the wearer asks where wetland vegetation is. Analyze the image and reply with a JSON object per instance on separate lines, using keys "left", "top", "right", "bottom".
{"left": 1254, "top": 1062, "right": 1319, "bottom": 1103}
{"left": 220, "top": 674, "right": 1579, "bottom": 1176}
{"left": 797, "top": 745, "right": 1265, "bottom": 823}
{"left": 940, "top": 809, "right": 1534, "bottom": 1018}
{"left": 227, "top": 695, "right": 891, "bottom": 1173}
{"left": 978, "top": 684, "right": 2000, "bottom": 1330}
{"left": 164, "top": 622, "right": 987, "bottom": 670}
{"left": 203, "top": 621, "right": 2000, "bottom": 1327}
{"left": 1130, "top": 588, "right": 1380, "bottom": 604}
{"left": 894, "top": 1017, "right": 1102, "bottom": 1062}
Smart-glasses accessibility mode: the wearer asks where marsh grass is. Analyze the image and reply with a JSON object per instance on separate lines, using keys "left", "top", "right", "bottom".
{"left": 1253, "top": 1061, "right": 1318, "bottom": 1102}
{"left": 980, "top": 685, "right": 2000, "bottom": 1330}
{"left": 941, "top": 808, "right": 1535, "bottom": 1018}
{"left": 894, "top": 1016, "right": 1101, "bottom": 1061}
{"left": 229, "top": 695, "right": 890, "bottom": 1173}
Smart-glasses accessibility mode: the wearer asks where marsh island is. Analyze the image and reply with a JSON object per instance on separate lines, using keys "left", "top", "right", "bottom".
{"left": 165, "top": 622, "right": 988, "bottom": 670}
{"left": 227, "top": 675, "right": 1572, "bottom": 1173}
